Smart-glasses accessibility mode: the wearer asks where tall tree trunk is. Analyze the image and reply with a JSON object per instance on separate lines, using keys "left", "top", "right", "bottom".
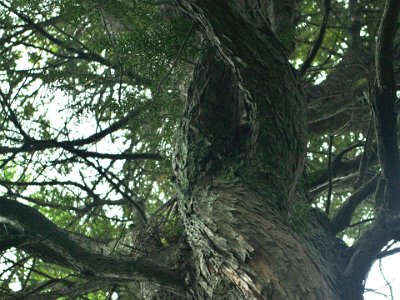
{"left": 173, "top": 1, "right": 360, "bottom": 299}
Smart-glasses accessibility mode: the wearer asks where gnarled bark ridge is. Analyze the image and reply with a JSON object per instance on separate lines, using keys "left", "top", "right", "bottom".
{"left": 173, "top": 1, "right": 356, "bottom": 298}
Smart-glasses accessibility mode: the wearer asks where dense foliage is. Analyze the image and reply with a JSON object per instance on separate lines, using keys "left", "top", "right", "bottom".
{"left": 0, "top": 0, "right": 399, "bottom": 298}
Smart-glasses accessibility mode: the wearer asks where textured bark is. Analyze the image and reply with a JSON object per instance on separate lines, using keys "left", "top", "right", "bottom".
{"left": 173, "top": 51, "right": 355, "bottom": 300}
{"left": 172, "top": 2, "right": 358, "bottom": 298}
{"left": 2, "top": 1, "right": 399, "bottom": 299}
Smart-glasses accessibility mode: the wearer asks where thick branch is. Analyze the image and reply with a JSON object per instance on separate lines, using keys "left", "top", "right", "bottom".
{"left": 375, "top": 0, "right": 400, "bottom": 89}
{"left": 0, "top": 197, "right": 184, "bottom": 291}
{"left": 344, "top": 222, "right": 392, "bottom": 294}
{"left": 330, "top": 174, "right": 379, "bottom": 234}
{"left": 373, "top": 0, "right": 400, "bottom": 209}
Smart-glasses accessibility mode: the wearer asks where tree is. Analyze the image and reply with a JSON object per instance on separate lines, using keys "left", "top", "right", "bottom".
{"left": 0, "top": 0, "right": 399, "bottom": 298}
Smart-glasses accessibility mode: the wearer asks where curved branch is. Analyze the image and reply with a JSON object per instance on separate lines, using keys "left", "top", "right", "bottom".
{"left": 344, "top": 220, "right": 394, "bottom": 294}
{"left": 0, "top": 197, "right": 184, "bottom": 292}
{"left": 300, "top": 0, "right": 331, "bottom": 76}
{"left": 376, "top": 247, "right": 400, "bottom": 259}
{"left": 330, "top": 174, "right": 379, "bottom": 234}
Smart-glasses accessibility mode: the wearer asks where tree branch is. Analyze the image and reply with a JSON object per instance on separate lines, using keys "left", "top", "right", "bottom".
{"left": 354, "top": 118, "right": 374, "bottom": 189}
{"left": 307, "top": 148, "right": 377, "bottom": 198}
{"left": 0, "top": 197, "right": 184, "bottom": 292}
{"left": 344, "top": 222, "right": 392, "bottom": 294}
{"left": 372, "top": 0, "right": 400, "bottom": 209}
{"left": 0, "top": 106, "right": 160, "bottom": 162}
{"left": 0, "top": 1, "right": 150, "bottom": 86}
{"left": 325, "top": 134, "right": 334, "bottom": 216}
{"left": 306, "top": 50, "right": 371, "bottom": 135}
{"left": 376, "top": 247, "right": 400, "bottom": 259}
{"left": 375, "top": 0, "right": 400, "bottom": 89}
{"left": 0, "top": 88, "right": 30, "bottom": 139}
{"left": 330, "top": 174, "right": 379, "bottom": 234}
{"left": 300, "top": 0, "right": 331, "bottom": 76}
{"left": 6, "top": 278, "right": 118, "bottom": 300}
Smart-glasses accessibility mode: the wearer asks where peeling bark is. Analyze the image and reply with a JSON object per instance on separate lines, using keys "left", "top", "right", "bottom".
{"left": 172, "top": 2, "right": 358, "bottom": 298}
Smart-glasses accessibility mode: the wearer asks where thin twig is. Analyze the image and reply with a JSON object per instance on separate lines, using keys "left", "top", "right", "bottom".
{"left": 325, "top": 134, "right": 334, "bottom": 216}
{"left": 354, "top": 115, "right": 374, "bottom": 189}
{"left": 376, "top": 247, "right": 400, "bottom": 259}
{"left": 379, "top": 259, "right": 394, "bottom": 299}
{"left": 348, "top": 218, "right": 375, "bottom": 228}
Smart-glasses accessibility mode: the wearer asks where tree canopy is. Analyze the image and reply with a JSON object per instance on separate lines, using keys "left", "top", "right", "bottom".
{"left": 0, "top": 0, "right": 400, "bottom": 299}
